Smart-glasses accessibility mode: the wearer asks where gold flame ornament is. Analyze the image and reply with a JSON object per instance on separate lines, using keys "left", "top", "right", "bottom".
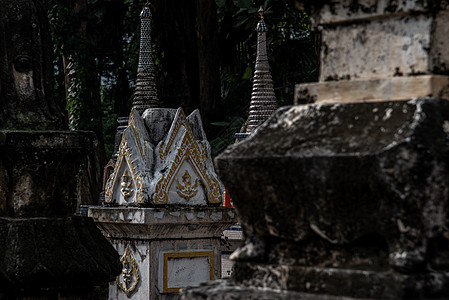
{"left": 176, "top": 170, "right": 198, "bottom": 201}
{"left": 117, "top": 244, "right": 140, "bottom": 296}
{"left": 120, "top": 169, "right": 134, "bottom": 200}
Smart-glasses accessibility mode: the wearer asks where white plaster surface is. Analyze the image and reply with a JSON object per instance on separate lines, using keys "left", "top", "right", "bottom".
{"left": 109, "top": 241, "right": 150, "bottom": 300}
{"left": 166, "top": 256, "right": 211, "bottom": 289}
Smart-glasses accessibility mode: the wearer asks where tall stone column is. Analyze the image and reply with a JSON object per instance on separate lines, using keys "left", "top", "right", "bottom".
{"left": 183, "top": 1, "right": 449, "bottom": 299}
{"left": 0, "top": 0, "right": 121, "bottom": 298}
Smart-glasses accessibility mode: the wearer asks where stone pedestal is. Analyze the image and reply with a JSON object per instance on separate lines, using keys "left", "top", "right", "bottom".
{"left": 89, "top": 207, "right": 235, "bottom": 299}
{"left": 0, "top": 131, "right": 122, "bottom": 298}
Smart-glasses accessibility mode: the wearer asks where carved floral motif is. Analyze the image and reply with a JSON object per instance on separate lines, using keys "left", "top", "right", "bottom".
{"left": 176, "top": 170, "right": 198, "bottom": 200}
{"left": 105, "top": 135, "right": 145, "bottom": 204}
{"left": 116, "top": 244, "right": 140, "bottom": 296}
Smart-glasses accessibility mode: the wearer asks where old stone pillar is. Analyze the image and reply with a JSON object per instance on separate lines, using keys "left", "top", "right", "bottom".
{"left": 0, "top": 0, "right": 121, "bottom": 298}
{"left": 183, "top": 1, "right": 449, "bottom": 299}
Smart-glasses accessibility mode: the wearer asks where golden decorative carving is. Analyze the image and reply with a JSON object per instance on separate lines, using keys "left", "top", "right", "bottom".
{"left": 153, "top": 109, "right": 222, "bottom": 205}
{"left": 117, "top": 244, "right": 140, "bottom": 296}
{"left": 105, "top": 135, "right": 145, "bottom": 204}
{"left": 136, "top": 174, "right": 144, "bottom": 204}
{"left": 120, "top": 169, "right": 134, "bottom": 199}
{"left": 176, "top": 170, "right": 198, "bottom": 200}
{"left": 129, "top": 110, "right": 147, "bottom": 164}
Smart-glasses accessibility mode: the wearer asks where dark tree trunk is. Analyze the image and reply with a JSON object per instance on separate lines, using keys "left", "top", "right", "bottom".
{"left": 197, "top": 0, "right": 221, "bottom": 136}
{"left": 154, "top": 0, "right": 199, "bottom": 114}
{"left": 61, "top": 0, "right": 106, "bottom": 205}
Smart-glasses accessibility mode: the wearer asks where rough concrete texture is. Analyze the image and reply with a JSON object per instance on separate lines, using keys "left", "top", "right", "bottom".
{"left": 0, "top": 216, "right": 121, "bottom": 293}
{"left": 294, "top": 75, "right": 449, "bottom": 104}
{"left": 0, "top": 131, "right": 97, "bottom": 217}
{"left": 297, "top": 0, "right": 449, "bottom": 82}
{"left": 0, "top": 0, "right": 66, "bottom": 130}
{"left": 212, "top": 98, "right": 449, "bottom": 299}
{"left": 307, "top": 0, "right": 444, "bottom": 27}
{"left": 320, "top": 14, "right": 433, "bottom": 81}
{"left": 181, "top": 279, "right": 364, "bottom": 300}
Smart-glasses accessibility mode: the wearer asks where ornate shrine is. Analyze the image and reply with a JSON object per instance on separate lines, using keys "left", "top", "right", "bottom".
{"left": 89, "top": 3, "right": 235, "bottom": 299}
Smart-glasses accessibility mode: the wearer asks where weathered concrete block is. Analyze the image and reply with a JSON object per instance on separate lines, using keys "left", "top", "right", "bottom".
{"left": 320, "top": 14, "right": 433, "bottom": 81}
{"left": 214, "top": 98, "right": 449, "bottom": 299}
{"left": 302, "top": 0, "right": 449, "bottom": 81}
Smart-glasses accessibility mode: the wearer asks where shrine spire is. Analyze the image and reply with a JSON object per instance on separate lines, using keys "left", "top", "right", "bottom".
{"left": 132, "top": 2, "right": 161, "bottom": 114}
{"left": 245, "top": 7, "right": 278, "bottom": 133}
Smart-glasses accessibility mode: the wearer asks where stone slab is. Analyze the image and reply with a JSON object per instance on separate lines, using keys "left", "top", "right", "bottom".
{"left": 300, "top": 1, "right": 449, "bottom": 82}
{"left": 232, "top": 262, "right": 449, "bottom": 299}
{"left": 181, "top": 279, "right": 365, "bottom": 300}
{"left": 88, "top": 206, "right": 236, "bottom": 239}
{"left": 294, "top": 75, "right": 449, "bottom": 104}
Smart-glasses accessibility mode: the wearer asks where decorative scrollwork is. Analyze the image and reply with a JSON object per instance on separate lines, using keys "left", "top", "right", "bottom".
{"left": 117, "top": 244, "right": 140, "bottom": 296}
{"left": 154, "top": 108, "right": 222, "bottom": 205}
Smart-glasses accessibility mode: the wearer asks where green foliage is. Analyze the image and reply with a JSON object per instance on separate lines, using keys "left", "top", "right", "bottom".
{"left": 101, "top": 86, "right": 117, "bottom": 159}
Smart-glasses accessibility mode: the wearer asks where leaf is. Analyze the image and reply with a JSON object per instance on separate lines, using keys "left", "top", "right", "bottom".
{"left": 236, "top": 0, "right": 252, "bottom": 9}
{"left": 211, "top": 121, "right": 230, "bottom": 127}
{"left": 215, "top": 0, "right": 226, "bottom": 7}
{"left": 242, "top": 65, "right": 252, "bottom": 79}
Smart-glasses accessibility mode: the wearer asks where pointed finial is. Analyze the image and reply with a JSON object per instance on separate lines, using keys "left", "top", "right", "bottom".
{"left": 258, "top": 6, "right": 264, "bottom": 20}
{"left": 256, "top": 7, "right": 268, "bottom": 32}
{"left": 140, "top": 2, "right": 152, "bottom": 18}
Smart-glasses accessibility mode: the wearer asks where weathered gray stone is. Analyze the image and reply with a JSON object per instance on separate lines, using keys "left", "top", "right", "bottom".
{"left": 0, "top": 216, "right": 121, "bottom": 292}
{"left": 0, "top": 131, "right": 96, "bottom": 217}
{"left": 295, "top": 75, "right": 449, "bottom": 105}
{"left": 307, "top": 0, "right": 444, "bottom": 27}
{"left": 299, "top": 0, "right": 449, "bottom": 82}
{"left": 0, "top": 1, "right": 121, "bottom": 297}
{"left": 212, "top": 98, "right": 449, "bottom": 299}
{"left": 182, "top": 279, "right": 366, "bottom": 300}
{"left": 0, "top": 0, "right": 66, "bottom": 130}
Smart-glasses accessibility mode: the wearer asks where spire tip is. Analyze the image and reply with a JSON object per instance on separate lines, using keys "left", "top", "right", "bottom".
{"left": 258, "top": 6, "right": 264, "bottom": 20}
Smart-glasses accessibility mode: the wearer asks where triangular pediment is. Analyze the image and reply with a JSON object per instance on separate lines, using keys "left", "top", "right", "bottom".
{"left": 151, "top": 108, "right": 222, "bottom": 205}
